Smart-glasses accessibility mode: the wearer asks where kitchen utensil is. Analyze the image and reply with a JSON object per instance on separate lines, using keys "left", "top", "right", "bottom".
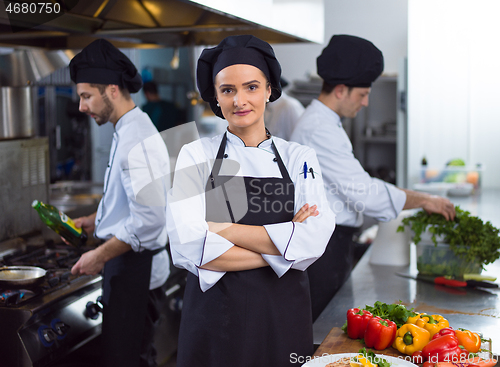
{"left": 396, "top": 272, "right": 499, "bottom": 288}
{"left": 397, "top": 272, "right": 467, "bottom": 287}
{"left": 0, "top": 86, "right": 37, "bottom": 140}
{"left": 444, "top": 275, "right": 499, "bottom": 288}
{"left": 0, "top": 266, "right": 47, "bottom": 289}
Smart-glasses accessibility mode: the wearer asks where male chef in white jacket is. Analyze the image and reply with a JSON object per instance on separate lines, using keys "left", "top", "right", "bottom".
{"left": 68, "top": 39, "right": 170, "bottom": 367}
{"left": 291, "top": 34, "right": 456, "bottom": 321}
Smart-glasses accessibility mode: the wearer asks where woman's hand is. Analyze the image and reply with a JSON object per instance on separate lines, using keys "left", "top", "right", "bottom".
{"left": 293, "top": 203, "right": 319, "bottom": 223}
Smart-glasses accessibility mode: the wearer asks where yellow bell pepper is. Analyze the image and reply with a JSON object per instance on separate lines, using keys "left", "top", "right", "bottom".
{"left": 406, "top": 313, "right": 449, "bottom": 337}
{"left": 355, "top": 355, "right": 377, "bottom": 367}
{"left": 393, "top": 324, "right": 431, "bottom": 355}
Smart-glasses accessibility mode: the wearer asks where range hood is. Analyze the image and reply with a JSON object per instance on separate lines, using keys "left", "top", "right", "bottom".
{"left": 0, "top": 0, "right": 324, "bottom": 49}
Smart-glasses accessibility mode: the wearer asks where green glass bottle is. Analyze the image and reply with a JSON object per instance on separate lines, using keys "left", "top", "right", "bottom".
{"left": 32, "top": 200, "right": 88, "bottom": 247}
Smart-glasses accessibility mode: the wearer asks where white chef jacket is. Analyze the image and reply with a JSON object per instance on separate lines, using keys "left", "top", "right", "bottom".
{"left": 166, "top": 130, "right": 335, "bottom": 292}
{"left": 264, "top": 91, "right": 305, "bottom": 141}
{"left": 290, "top": 99, "right": 406, "bottom": 227}
{"left": 95, "top": 107, "right": 170, "bottom": 290}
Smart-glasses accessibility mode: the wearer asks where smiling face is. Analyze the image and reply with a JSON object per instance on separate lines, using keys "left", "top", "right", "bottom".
{"left": 214, "top": 64, "right": 271, "bottom": 133}
{"left": 76, "top": 83, "right": 115, "bottom": 126}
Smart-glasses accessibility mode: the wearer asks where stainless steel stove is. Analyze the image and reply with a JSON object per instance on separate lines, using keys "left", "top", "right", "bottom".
{"left": 0, "top": 238, "right": 103, "bottom": 367}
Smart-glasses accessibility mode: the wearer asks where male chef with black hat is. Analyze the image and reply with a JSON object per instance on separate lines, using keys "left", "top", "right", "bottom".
{"left": 291, "top": 34, "right": 456, "bottom": 321}
{"left": 68, "top": 39, "right": 170, "bottom": 367}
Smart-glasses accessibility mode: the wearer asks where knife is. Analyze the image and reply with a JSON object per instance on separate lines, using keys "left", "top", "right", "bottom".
{"left": 396, "top": 272, "right": 499, "bottom": 288}
{"left": 445, "top": 276, "right": 499, "bottom": 288}
{"left": 396, "top": 273, "right": 468, "bottom": 287}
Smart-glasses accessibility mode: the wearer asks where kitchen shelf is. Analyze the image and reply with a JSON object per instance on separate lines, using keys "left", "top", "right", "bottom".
{"left": 352, "top": 75, "right": 401, "bottom": 184}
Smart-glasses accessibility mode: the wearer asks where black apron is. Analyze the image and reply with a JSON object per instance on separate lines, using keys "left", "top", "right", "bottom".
{"left": 101, "top": 247, "right": 164, "bottom": 367}
{"left": 307, "top": 224, "right": 359, "bottom": 321}
{"left": 177, "top": 133, "right": 313, "bottom": 367}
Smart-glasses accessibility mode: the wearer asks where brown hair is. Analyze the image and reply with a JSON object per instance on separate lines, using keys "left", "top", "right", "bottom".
{"left": 321, "top": 81, "right": 354, "bottom": 95}
{"left": 90, "top": 83, "right": 131, "bottom": 100}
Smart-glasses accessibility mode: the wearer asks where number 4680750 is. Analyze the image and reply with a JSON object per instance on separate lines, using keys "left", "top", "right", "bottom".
{"left": 5, "top": 2, "right": 61, "bottom": 14}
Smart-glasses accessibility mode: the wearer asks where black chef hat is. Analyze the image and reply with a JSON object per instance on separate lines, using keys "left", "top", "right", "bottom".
{"left": 197, "top": 35, "right": 282, "bottom": 119}
{"left": 69, "top": 38, "right": 143, "bottom": 93}
{"left": 317, "top": 34, "right": 384, "bottom": 88}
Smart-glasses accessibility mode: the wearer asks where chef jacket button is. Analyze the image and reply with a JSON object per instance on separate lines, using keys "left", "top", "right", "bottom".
{"left": 273, "top": 157, "right": 277, "bottom": 162}
{"left": 223, "top": 154, "right": 228, "bottom": 158}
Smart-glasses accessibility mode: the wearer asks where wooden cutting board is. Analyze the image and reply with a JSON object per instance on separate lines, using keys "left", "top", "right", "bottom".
{"left": 313, "top": 327, "right": 408, "bottom": 358}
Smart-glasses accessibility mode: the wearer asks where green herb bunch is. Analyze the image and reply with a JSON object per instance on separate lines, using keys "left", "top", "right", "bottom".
{"left": 363, "top": 301, "right": 417, "bottom": 329}
{"left": 398, "top": 206, "right": 500, "bottom": 266}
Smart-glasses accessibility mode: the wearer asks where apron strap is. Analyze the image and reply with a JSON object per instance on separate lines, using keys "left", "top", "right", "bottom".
{"left": 208, "top": 132, "right": 228, "bottom": 189}
{"left": 271, "top": 140, "right": 292, "bottom": 183}
{"left": 208, "top": 132, "right": 235, "bottom": 222}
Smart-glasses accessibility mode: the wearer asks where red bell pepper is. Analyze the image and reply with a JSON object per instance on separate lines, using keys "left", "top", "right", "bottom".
{"left": 432, "top": 327, "right": 456, "bottom": 340}
{"left": 364, "top": 316, "right": 397, "bottom": 350}
{"left": 346, "top": 308, "right": 373, "bottom": 339}
{"left": 421, "top": 334, "right": 469, "bottom": 363}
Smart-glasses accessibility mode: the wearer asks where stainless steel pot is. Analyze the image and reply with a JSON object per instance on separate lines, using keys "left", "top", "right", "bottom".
{"left": 0, "top": 86, "right": 38, "bottom": 140}
{"left": 0, "top": 266, "right": 46, "bottom": 288}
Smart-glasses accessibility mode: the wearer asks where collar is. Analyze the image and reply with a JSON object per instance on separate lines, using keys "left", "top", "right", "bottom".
{"left": 114, "top": 106, "right": 140, "bottom": 132}
{"left": 225, "top": 128, "right": 273, "bottom": 149}
{"left": 312, "top": 99, "right": 343, "bottom": 128}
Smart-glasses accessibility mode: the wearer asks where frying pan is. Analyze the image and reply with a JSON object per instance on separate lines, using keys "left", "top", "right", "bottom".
{"left": 0, "top": 266, "right": 47, "bottom": 289}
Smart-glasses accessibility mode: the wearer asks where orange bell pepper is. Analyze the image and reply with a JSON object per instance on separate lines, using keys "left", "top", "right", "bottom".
{"left": 455, "top": 329, "right": 481, "bottom": 353}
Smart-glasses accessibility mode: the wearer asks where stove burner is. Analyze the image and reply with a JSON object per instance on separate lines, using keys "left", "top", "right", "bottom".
{"left": 2, "top": 245, "right": 81, "bottom": 269}
{"left": 0, "top": 242, "right": 96, "bottom": 307}
{"left": 0, "top": 268, "right": 83, "bottom": 306}
{"left": 0, "top": 289, "right": 36, "bottom": 305}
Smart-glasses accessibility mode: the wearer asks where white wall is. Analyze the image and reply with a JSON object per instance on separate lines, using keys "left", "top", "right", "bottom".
{"left": 407, "top": 0, "right": 500, "bottom": 188}
{"left": 272, "top": 0, "right": 408, "bottom": 81}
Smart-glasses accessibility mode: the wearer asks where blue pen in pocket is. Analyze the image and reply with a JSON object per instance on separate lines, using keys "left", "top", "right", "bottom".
{"left": 303, "top": 162, "right": 308, "bottom": 178}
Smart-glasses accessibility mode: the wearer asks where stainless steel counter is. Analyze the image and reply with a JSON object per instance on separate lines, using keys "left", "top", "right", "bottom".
{"left": 313, "top": 188, "right": 500, "bottom": 355}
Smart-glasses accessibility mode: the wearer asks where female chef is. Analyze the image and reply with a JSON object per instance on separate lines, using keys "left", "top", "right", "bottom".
{"left": 166, "top": 35, "right": 336, "bottom": 367}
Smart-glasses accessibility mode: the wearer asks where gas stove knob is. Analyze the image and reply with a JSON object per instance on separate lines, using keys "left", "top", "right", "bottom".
{"left": 85, "top": 300, "right": 103, "bottom": 320}
{"left": 51, "top": 318, "right": 70, "bottom": 338}
{"left": 38, "top": 326, "right": 57, "bottom": 347}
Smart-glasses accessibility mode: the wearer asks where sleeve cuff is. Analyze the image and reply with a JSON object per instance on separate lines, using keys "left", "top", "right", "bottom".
{"left": 387, "top": 184, "right": 407, "bottom": 217}
{"left": 115, "top": 226, "right": 140, "bottom": 251}
{"left": 197, "top": 267, "right": 225, "bottom": 292}
{"left": 262, "top": 254, "right": 293, "bottom": 277}
{"left": 200, "top": 231, "right": 234, "bottom": 266}
{"left": 263, "top": 221, "right": 295, "bottom": 260}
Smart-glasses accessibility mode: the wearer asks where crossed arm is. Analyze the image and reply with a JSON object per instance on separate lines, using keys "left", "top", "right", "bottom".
{"left": 201, "top": 203, "right": 319, "bottom": 272}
